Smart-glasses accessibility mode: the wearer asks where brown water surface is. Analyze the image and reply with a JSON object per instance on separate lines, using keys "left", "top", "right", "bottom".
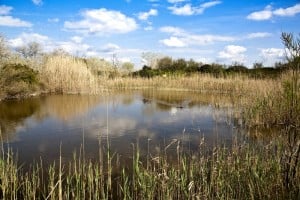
{"left": 0, "top": 90, "right": 240, "bottom": 167}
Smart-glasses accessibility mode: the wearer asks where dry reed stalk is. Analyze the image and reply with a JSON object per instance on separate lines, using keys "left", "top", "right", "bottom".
{"left": 42, "top": 55, "right": 99, "bottom": 94}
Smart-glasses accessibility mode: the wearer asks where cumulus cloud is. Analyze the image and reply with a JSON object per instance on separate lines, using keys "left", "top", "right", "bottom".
{"left": 9, "top": 33, "right": 50, "bottom": 48}
{"left": 218, "top": 45, "right": 247, "bottom": 63}
{"left": 138, "top": 9, "right": 158, "bottom": 20}
{"left": 64, "top": 8, "right": 138, "bottom": 35}
{"left": 169, "top": 4, "right": 194, "bottom": 15}
{"left": 160, "top": 36, "right": 187, "bottom": 47}
{"left": 0, "top": 16, "right": 32, "bottom": 27}
{"left": 168, "top": 0, "right": 222, "bottom": 16}
{"left": 0, "top": 5, "right": 32, "bottom": 27}
{"left": 246, "top": 32, "right": 272, "bottom": 39}
{"left": 260, "top": 48, "right": 285, "bottom": 63}
{"left": 57, "top": 41, "right": 91, "bottom": 56}
{"left": 247, "top": 3, "right": 300, "bottom": 21}
{"left": 159, "top": 26, "right": 235, "bottom": 47}
{"left": 8, "top": 32, "right": 97, "bottom": 57}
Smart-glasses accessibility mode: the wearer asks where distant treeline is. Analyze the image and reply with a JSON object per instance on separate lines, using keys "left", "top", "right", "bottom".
{"left": 133, "top": 57, "right": 289, "bottom": 78}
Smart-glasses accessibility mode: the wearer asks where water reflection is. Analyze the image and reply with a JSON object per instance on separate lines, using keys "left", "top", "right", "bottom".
{"left": 0, "top": 98, "right": 41, "bottom": 141}
{"left": 0, "top": 90, "right": 238, "bottom": 166}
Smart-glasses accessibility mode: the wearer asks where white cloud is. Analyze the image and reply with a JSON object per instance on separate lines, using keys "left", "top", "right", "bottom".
{"left": 246, "top": 32, "right": 272, "bottom": 39}
{"left": 247, "top": 5, "right": 273, "bottom": 21}
{"left": 260, "top": 48, "right": 285, "bottom": 62}
{"left": 160, "top": 26, "right": 235, "bottom": 47}
{"left": 58, "top": 41, "right": 91, "bottom": 56}
{"left": 138, "top": 9, "right": 158, "bottom": 20}
{"left": 64, "top": 8, "right": 138, "bottom": 35}
{"left": 0, "top": 15, "right": 32, "bottom": 27}
{"left": 160, "top": 26, "right": 185, "bottom": 35}
{"left": 32, "top": 0, "right": 43, "bottom": 6}
{"left": 48, "top": 18, "right": 59, "bottom": 23}
{"left": 168, "top": 1, "right": 222, "bottom": 16}
{"left": 273, "top": 3, "right": 300, "bottom": 16}
{"left": 9, "top": 33, "right": 50, "bottom": 49}
{"left": 8, "top": 32, "right": 96, "bottom": 56}
{"left": 201, "top": 1, "right": 222, "bottom": 9}
{"left": 70, "top": 36, "right": 83, "bottom": 43}
{"left": 247, "top": 3, "right": 300, "bottom": 21}
{"left": 0, "top": 5, "right": 13, "bottom": 15}
{"left": 184, "top": 34, "right": 235, "bottom": 45}
{"left": 218, "top": 45, "right": 247, "bottom": 63}
{"left": 168, "top": 4, "right": 194, "bottom": 16}
{"left": 160, "top": 36, "right": 187, "bottom": 47}
{"left": 0, "top": 5, "right": 32, "bottom": 27}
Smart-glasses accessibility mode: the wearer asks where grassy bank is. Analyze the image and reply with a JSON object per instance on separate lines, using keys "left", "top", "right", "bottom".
{"left": 0, "top": 139, "right": 299, "bottom": 199}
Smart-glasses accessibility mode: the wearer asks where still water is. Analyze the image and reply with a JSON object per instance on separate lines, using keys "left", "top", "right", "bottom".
{"left": 0, "top": 90, "right": 241, "bottom": 166}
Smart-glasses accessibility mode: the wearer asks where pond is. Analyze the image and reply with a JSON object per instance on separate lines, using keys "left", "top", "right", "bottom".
{"left": 0, "top": 90, "right": 243, "bottom": 168}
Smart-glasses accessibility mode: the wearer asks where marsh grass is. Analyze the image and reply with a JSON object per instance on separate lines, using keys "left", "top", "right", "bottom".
{"left": 102, "top": 74, "right": 280, "bottom": 97}
{"left": 42, "top": 55, "right": 99, "bottom": 94}
{"left": 0, "top": 137, "right": 299, "bottom": 200}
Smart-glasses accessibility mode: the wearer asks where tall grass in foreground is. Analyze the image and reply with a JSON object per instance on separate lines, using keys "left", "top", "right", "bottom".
{"left": 243, "top": 32, "right": 300, "bottom": 193}
{"left": 42, "top": 55, "right": 99, "bottom": 94}
{"left": 0, "top": 140, "right": 299, "bottom": 199}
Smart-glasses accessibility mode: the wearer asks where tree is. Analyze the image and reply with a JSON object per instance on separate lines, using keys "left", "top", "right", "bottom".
{"left": 172, "top": 58, "right": 187, "bottom": 71}
{"left": 17, "top": 42, "right": 42, "bottom": 59}
{"left": 121, "top": 62, "right": 134, "bottom": 75}
{"left": 157, "top": 56, "right": 172, "bottom": 70}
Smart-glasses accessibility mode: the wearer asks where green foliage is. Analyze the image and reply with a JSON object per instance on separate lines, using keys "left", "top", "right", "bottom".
{"left": 0, "top": 63, "right": 41, "bottom": 99}
{"left": 157, "top": 56, "right": 173, "bottom": 70}
{"left": 226, "top": 64, "right": 249, "bottom": 73}
{"left": 244, "top": 32, "right": 300, "bottom": 191}
{"left": 199, "top": 63, "right": 224, "bottom": 76}
{"left": 0, "top": 141, "right": 299, "bottom": 199}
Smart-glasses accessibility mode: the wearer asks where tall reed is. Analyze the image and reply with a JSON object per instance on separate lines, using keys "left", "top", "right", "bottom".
{"left": 0, "top": 138, "right": 298, "bottom": 199}
{"left": 42, "top": 55, "right": 99, "bottom": 94}
{"left": 102, "top": 74, "right": 279, "bottom": 97}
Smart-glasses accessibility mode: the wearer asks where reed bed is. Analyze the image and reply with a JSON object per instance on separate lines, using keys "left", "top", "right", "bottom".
{"left": 42, "top": 55, "right": 100, "bottom": 94}
{"left": 243, "top": 70, "right": 299, "bottom": 128}
{"left": 0, "top": 138, "right": 299, "bottom": 200}
{"left": 102, "top": 75, "right": 280, "bottom": 97}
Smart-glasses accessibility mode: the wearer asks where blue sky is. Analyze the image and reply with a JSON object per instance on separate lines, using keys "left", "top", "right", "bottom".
{"left": 0, "top": 0, "right": 300, "bottom": 68}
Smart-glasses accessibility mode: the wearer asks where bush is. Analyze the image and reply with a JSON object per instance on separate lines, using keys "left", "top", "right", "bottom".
{"left": 0, "top": 63, "right": 41, "bottom": 99}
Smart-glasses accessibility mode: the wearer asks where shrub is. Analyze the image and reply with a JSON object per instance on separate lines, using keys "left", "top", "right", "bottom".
{"left": 0, "top": 63, "right": 40, "bottom": 99}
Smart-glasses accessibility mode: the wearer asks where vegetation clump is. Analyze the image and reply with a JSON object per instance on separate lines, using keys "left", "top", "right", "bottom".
{"left": 0, "top": 141, "right": 299, "bottom": 199}
{"left": 0, "top": 63, "right": 41, "bottom": 100}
